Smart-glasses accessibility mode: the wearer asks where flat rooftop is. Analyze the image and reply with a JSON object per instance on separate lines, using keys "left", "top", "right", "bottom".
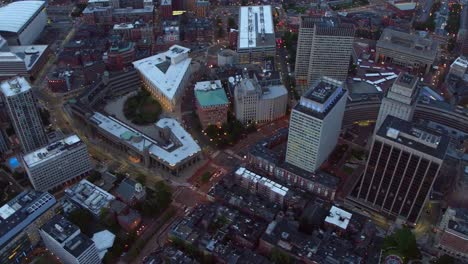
{"left": 394, "top": 72, "right": 418, "bottom": 90}
{"left": 0, "top": 191, "right": 56, "bottom": 247}
{"left": 325, "top": 206, "right": 352, "bottom": 230}
{"left": 65, "top": 180, "right": 115, "bottom": 216}
{"left": 238, "top": 5, "right": 275, "bottom": 50}
{"left": 451, "top": 56, "right": 468, "bottom": 69}
{"left": 42, "top": 215, "right": 95, "bottom": 258}
{"left": 235, "top": 167, "right": 289, "bottom": 197}
{"left": 8, "top": 45, "right": 48, "bottom": 71}
{"left": 377, "top": 28, "right": 437, "bottom": 61}
{"left": 132, "top": 45, "right": 191, "bottom": 102}
{"left": 377, "top": 115, "right": 449, "bottom": 159}
{"left": 194, "top": 80, "right": 229, "bottom": 107}
{"left": 22, "top": 135, "right": 83, "bottom": 168}
{"left": 261, "top": 84, "right": 288, "bottom": 100}
{"left": 90, "top": 113, "right": 201, "bottom": 167}
{"left": 297, "top": 77, "right": 346, "bottom": 118}
{"left": 0, "top": 76, "right": 32, "bottom": 97}
{"left": 0, "top": 1, "right": 45, "bottom": 34}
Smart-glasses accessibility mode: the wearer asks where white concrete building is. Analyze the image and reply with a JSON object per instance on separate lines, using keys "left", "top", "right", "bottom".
{"left": 234, "top": 74, "right": 287, "bottom": 124}
{"left": 1, "top": 77, "right": 47, "bottom": 152}
{"left": 89, "top": 113, "right": 202, "bottom": 175}
{"left": 375, "top": 72, "right": 419, "bottom": 132}
{"left": 22, "top": 135, "right": 93, "bottom": 191}
{"left": 0, "top": 1, "right": 48, "bottom": 45}
{"left": 40, "top": 215, "right": 101, "bottom": 264}
{"left": 132, "top": 45, "right": 191, "bottom": 111}
{"left": 237, "top": 5, "right": 276, "bottom": 64}
{"left": 285, "top": 77, "right": 348, "bottom": 173}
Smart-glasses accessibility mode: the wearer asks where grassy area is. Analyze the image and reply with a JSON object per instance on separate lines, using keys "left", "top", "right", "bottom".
{"left": 124, "top": 90, "right": 162, "bottom": 125}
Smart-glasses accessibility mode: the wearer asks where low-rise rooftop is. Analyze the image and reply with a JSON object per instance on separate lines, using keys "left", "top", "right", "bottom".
{"left": 90, "top": 113, "right": 201, "bottom": 167}
{"left": 325, "top": 206, "right": 352, "bottom": 230}
{"left": 377, "top": 28, "right": 437, "bottom": 62}
{"left": 132, "top": 45, "right": 191, "bottom": 101}
{"left": 0, "top": 191, "right": 56, "bottom": 247}
{"left": 42, "top": 215, "right": 96, "bottom": 258}
{"left": 194, "top": 80, "right": 229, "bottom": 108}
{"left": 238, "top": 5, "right": 275, "bottom": 50}
{"left": 64, "top": 180, "right": 115, "bottom": 216}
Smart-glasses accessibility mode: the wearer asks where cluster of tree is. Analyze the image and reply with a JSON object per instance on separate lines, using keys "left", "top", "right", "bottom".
{"left": 446, "top": 4, "right": 461, "bottom": 34}
{"left": 204, "top": 113, "right": 255, "bottom": 147}
{"left": 103, "top": 230, "right": 138, "bottom": 263}
{"left": 414, "top": 1, "right": 441, "bottom": 32}
{"left": 71, "top": 3, "right": 88, "bottom": 17}
{"left": 383, "top": 227, "right": 421, "bottom": 262}
{"left": 282, "top": 31, "right": 298, "bottom": 66}
{"left": 136, "top": 181, "right": 172, "bottom": 218}
{"left": 270, "top": 248, "right": 294, "bottom": 264}
{"left": 68, "top": 208, "right": 95, "bottom": 236}
{"left": 216, "top": 18, "right": 224, "bottom": 38}
{"left": 227, "top": 17, "right": 237, "bottom": 31}
{"left": 123, "top": 89, "right": 161, "bottom": 125}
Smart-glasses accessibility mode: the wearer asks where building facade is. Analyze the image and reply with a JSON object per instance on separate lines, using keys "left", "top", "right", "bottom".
{"left": 22, "top": 135, "right": 93, "bottom": 191}
{"left": 348, "top": 116, "right": 449, "bottom": 224}
{"left": 295, "top": 16, "right": 354, "bottom": 94}
{"left": 40, "top": 215, "right": 101, "bottom": 264}
{"left": 0, "top": 77, "right": 48, "bottom": 152}
{"left": 194, "top": 80, "right": 229, "bottom": 129}
{"left": 285, "top": 77, "right": 348, "bottom": 173}
{"left": 237, "top": 6, "right": 276, "bottom": 64}
{"left": 234, "top": 74, "right": 287, "bottom": 124}
{"left": 375, "top": 72, "right": 419, "bottom": 132}
{"left": 435, "top": 207, "right": 468, "bottom": 261}
{"left": 248, "top": 128, "right": 339, "bottom": 200}
{"left": 0, "top": 191, "right": 57, "bottom": 264}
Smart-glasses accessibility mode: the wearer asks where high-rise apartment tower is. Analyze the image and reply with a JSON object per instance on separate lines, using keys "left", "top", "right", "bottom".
{"left": 0, "top": 77, "right": 47, "bottom": 152}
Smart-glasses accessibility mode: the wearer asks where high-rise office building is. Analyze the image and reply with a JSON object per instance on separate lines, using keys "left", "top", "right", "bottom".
{"left": 295, "top": 16, "right": 354, "bottom": 94}
{"left": 285, "top": 77, "right": 348, "bottom": 173}
{"left": 0, "top": 77, "right": 47, "bottom": 152}
{"left": 22, "top": 134, "right": 92, "bottom": 191}
{"left": 40, "top": 215, "right": 101, "bottom": 264}
{"left": 374, "top": 72, "right": 419, "bottom": 133}
{"left": 349, "top": 116, "right": 449, "bottom": 224}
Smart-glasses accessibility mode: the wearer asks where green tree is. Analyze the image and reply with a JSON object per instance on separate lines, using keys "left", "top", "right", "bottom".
{"left": 383, "top": 227, "right": 421, "bottom": 261}
{"left": 270, "top": 248, "right": 294, "bottom": 264}
{"left": 136, "top": 173, "right": 146, "bottom": 184}
{"left": 433, "top": 255, "right": 455, "bottom": 264}
{"left": 88, "top": 170, "right": 102, "bottom": 182}
{"left": 68, "top": 208, "right": 94, "bottom": 235}
{"left": 227, "top": 17, "right": 237, "bottom": 30}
